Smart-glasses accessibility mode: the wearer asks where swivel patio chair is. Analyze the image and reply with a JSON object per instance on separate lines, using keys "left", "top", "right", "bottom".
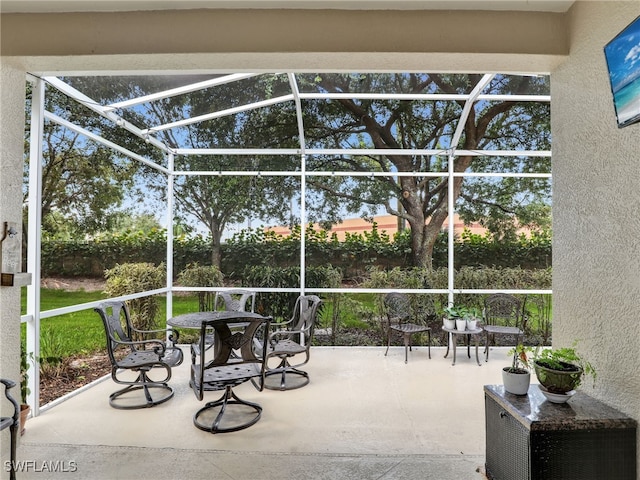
{"left": 94, "top": 301, "right": 184, "bottom": 409}
{"left": 199, "top": 289, "right": 257, "bottom": 353}
{"left": 483, "top": 293, "right": 525, "bottom": 362}
{"left": 384, "top": 292, "right": 431, "bottom": 363}
{"left": 258, "top": 295, "right": 322, "bottom": 391}
{"left": 190, "top": 312, "right": 271, "bottom": 433}
{"left": 214, "top": 289, "right": 256, "bottom": 313}
{"left": 1, "top": 379, "right": 19, "bottom": 480}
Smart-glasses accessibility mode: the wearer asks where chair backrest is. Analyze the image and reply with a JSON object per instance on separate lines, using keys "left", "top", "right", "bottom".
{"left": 289, "top": 295, "right": 322, "bottom": 342}
{"left": 193, "top": 312, "right": 271, "bottom": 396}
{"left": 214, "top": 289, "right": 256, "bottom": 313}
{"left": 483, "top": 294, "right": 523, "bottom": 328}
{"left": 94, "top": 301, "right": 135, "bottom": 365}
{"left": 384, "top": 292, "right": 411, "bottom": 325}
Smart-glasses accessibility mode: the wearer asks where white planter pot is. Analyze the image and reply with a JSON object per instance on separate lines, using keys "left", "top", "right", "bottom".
{"left": 455, "top": 319, "right": 467, "bottom": 331}
{"left": 443, "top": 318, "right": 456, "bottom": 329}
{"left": 467, "top": 319, "right": 477, "bottom": 330}
{"left": 502, "top": 368, "right": 531, "bottom": 395}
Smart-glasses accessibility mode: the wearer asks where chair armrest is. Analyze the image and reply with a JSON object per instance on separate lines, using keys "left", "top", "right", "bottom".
{"left": 130, "top": 325, "right": 181, "bottom": 344}
{"left": 268, "top": 328, "right": 311, "bottom": 346}
{"left": 0, "top": 379, "right": 16, "bottom": 389}
{"left": 109, "top": 335, "right": 168, "bottom": 356}
{"left": 1, "top": 379, "right": 20, "bottom": 424}
{"left": 269, "top": 317, "right": 295, "bottom": 330}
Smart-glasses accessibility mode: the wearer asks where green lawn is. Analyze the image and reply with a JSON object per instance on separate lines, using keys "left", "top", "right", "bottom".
{"left": 21, "top": 289, "right": 201, "bottom": 358}
{"left": 21, "top": 289, "right": 551, "bottom": 361}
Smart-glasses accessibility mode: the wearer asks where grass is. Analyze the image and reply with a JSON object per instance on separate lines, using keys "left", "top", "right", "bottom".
{"left": 22, "top": 289, "right": 552, "bottom": 360}
{"left": 317, "top": 293, "right": 379, "bottom": 331}
{"left": 21, "top": 288, "right": 201, "bottom": 358}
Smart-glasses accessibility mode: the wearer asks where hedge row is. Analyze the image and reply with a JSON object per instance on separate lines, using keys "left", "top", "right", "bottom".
{"left": 41, "top": 224, "right": 551, "bottom": 279}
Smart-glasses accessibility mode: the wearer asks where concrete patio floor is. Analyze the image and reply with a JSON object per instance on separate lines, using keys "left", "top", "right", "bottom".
{"left": 16, "top": 346, "right": 518, "bottom": 480}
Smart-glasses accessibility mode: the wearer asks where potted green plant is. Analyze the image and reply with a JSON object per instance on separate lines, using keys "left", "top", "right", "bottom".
{"left": 533, "top": 342, "right": 596, "bottom": 400}
{"left": 465, "top": 307, "right": 481, "bottom": 330}
{"left": 503, "top": 344, "right": 533, "bottom": 395}
{"left": 442, "top": 306, "right": 460, "bottom": 329}
{"left": 19, "top": 344, "right": 31, "bottom": 435}
{"left": 443, "top": 306, "right": 480, "bottom": 331}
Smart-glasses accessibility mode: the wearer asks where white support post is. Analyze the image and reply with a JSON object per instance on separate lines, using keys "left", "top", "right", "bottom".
{"left": 288, "top": 73, "right": 306, "bottom": 297}
{"left": 166, "top": 152, "right": 175, "bottom": 323}
{"left": 300, "top": 154, "right": 306, "bottom": 295}
{"left": 26, "top": 77, "right": 45, "bottom": 416}
{"left": 447, "top": 150, "right": 456, "bottom": 309}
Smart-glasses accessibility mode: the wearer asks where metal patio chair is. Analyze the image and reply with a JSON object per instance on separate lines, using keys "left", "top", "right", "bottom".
{"left": 258, "top": 295, "right": 322, "bottom": 391}
{"left": 190, "top": 312, "right": 271, "bottom": 433}
{"left": 1, "top": 379, "right": 19, "bottom": 480}
{"left": 214, "top": 289, "right": 256, "bottom": 313}
{"left": 200, "top": 289, "right": 257, "bottom": 352}
{"left": 384, "top": 292, "right": 432, "bottom": 363}
{"left": 483, "top": 293, "right": 525, "bottom": 361}
{"left": 94, "top": 301, "right": 184, "bottom": 409}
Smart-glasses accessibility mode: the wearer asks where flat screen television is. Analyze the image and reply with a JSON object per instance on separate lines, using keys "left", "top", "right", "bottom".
{"left": 604, "top": 15, "right": 640, "bottom": 128}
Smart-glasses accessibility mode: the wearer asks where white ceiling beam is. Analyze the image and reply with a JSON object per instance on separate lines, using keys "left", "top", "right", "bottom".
{"left": 143, "top": 94, "right": 295, "bottom": 134}
{"left": 105, "top": 73, "right": 261, "bottom": 111}
{"left": 450, "top": 73, "right": 495, "bottom": 152}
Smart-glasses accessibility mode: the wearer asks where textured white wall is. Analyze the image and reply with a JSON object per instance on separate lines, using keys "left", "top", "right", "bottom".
{"left": 0, "top": 60, "right": 27, "bottom": 459}
{"left": 551, "top": 0, "right": 640, "bottom": 465}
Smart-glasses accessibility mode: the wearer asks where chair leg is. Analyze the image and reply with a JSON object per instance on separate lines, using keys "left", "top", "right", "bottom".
{"left": 264, "top": 357, "right": 309, "bottom": 391}
{"left": 109, "top": 370, "right": 174, "bottom": 409}
{"left": 427, "top": 331, "right": 431, "bottom": 359}
{"left": 484, "top": 332, "right": 490, "bottom": 362}
{"left": 385, "top": 330, "right": 392, "bottom": 357}
{"left": 193, "top": 385, "right": 262, "bottom": 433}
{"left": 8, "top": 422, "right": 17, "bottom": 480}
{"left": 403, "top": 333, "right": 411, "bottom": 364}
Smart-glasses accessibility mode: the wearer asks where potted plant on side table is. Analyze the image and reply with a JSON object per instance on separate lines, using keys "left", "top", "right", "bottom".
{"left": 503, "top": 344, "right": 533, "bottom": 395}
{"left": 465, "top": 307, "right": 481, "bottom": 330}
{"left": 442, "top": 306, "right": 460, "bottom": 330}
{"left": 533, "top": 342, "right": 596, "bottom": 403}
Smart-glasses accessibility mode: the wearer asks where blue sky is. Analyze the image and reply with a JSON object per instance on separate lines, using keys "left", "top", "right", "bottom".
{"left": 605, "top": 16, "right": 640, "bottom": 93}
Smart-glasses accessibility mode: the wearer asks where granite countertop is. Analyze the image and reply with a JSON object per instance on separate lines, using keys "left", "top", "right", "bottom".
{"left": 484, "top": 384, "right": 637, "bottom": 431}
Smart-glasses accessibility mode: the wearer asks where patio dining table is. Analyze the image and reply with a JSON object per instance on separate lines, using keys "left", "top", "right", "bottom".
{"left": 167, "top": 310, "right": 269, "bottom": 362}
{"left": 167, "top": 310, "right": 265, "bottom": 329}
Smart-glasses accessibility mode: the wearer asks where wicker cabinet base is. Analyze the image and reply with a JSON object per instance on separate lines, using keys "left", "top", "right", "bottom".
{"left": 485, "top": 385, "right": 637, "bottom": 480}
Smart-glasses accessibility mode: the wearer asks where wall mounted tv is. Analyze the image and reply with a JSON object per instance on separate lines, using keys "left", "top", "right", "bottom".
{"left": 604, "top": 15, "right": 640, "bottom": 128}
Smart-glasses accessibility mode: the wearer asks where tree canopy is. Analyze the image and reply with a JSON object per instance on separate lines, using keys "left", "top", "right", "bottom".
{"left": 27, "top": 72, "right": 551, "bottom": 268}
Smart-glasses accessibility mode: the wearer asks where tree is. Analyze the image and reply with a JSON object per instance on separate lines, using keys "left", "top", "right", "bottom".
{"left": 24, "top": 82, "right": 152, "bottom": 239}
{"left": 30, "top": 73, "right": 551, "bottom": 270}
{"left": 148, "top": 76, "right": 300, "bottom": 267}
{"left": 299, "top": 73, "right": 551, "bottom": 269}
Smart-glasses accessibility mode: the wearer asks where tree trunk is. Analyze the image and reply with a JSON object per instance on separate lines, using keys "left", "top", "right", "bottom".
{"left": 209, "top": 224, "right": 222, "bottom": 269}
{"left": 409, "top": 214, "right": 447, "bottom": 270}
{"left": 210, "top": 237, "right": 222, "bottom": 269}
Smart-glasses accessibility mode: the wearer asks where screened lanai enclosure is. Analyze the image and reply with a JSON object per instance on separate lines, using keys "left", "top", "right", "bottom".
{"left": 23, "top": 72, "right": 552, "bottom": 412}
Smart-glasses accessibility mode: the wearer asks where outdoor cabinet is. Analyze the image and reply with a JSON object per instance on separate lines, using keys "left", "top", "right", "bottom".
{"left": 484, "top": 385, "right": 637, "bottom": 480}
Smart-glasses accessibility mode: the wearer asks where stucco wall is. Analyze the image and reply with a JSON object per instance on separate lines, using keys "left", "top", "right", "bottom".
{"left": 0, "top": 60, "right": 27, "bottom": 454}
{"left": 551, "top": 0, "right": 640, "bottom": 466}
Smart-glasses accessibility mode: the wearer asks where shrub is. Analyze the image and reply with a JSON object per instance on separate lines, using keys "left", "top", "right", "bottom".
{"left": 177, "top": 263, "right": 224, "bottom": 311}
{"left": 241, "top": 264, "right": 341, "bottom": 321}
{"left": 104, "top": 262, "right": 166, "bottom": 336}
